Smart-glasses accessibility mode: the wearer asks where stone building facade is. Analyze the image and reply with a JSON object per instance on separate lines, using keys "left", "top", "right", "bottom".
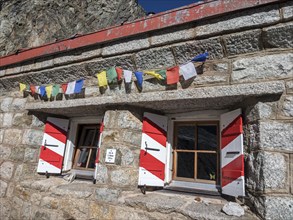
{"left": 0, "top": 0, "right": 292, "bottom": 219}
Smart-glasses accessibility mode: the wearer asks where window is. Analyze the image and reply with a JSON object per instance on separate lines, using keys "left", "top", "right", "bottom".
{"left": 73, "top": 124, "right": 100, "bottom": 170}
{"left": 173, "top": 121, "right": 219, "bottom": 184}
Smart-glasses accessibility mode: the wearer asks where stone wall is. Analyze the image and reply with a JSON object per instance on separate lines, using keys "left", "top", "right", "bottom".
{"left": 0, "top": 0, "right": 293, "bottom": 219}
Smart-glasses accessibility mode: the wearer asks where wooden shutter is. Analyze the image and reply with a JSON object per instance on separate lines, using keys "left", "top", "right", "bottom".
{"left": 220, "top": 109, "right": 245, "bottom": 197}
{"left": 37, "top": 117, "right": 69, "bottom": 174}
{"left": 138, "top": 113, "right": 168, "bottom": 187}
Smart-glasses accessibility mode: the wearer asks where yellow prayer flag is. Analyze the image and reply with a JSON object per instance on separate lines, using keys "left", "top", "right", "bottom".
{"left": 45, "top": 85, "right": 53, "bottom": 99}
{"left": 96, "top": 71, "right": 108, "bottom": 87}
{"left": 144, "top": 70, "right": 163, "bottom": 80}
{"left": 19, "top": 83, "right": 27, "bottom": 92}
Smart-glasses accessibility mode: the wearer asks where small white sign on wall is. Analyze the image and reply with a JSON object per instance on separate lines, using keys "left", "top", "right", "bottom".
{"left": 105, "top": 149, "right": 116, "bottom": 164}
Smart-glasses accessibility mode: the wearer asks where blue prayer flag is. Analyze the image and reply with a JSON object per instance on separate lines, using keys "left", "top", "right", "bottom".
{"left": 39, "top": 86, "right": 46, "bottom": 97}
{"left": 134, "top": 71, "right": 143, "bottom": 89}
{"left": 74, "top": 79, "right": 84, "bottom": 93}
{"left": 191, "top": 52, "right": 209, "bottom": 62}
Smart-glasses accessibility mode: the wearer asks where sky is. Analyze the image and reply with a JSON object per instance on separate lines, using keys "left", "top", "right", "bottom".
{"left": 138, "top": 0, "right": 201, "bottom": 13}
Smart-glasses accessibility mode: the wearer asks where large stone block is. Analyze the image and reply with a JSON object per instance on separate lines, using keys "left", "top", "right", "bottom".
{"left": 0, "top": 161, "right": 14, "bottom": 180}
{"left": 12, "top": 112, "right": 33, "bottom": 127}
{"left": 40, "top": 197, "right": 59, "bottom": 209}
{"left": 9, "top": 147, "right": 25, "bottom": 162}
{"left": 117, "top": 110, "right": 142, "bottom": 130}
{"left": 196, "top": 5, "right": 280, "bottom": 37}
{"left": 135, "top": 47, "right": 176, "bottom": 70}
{"left": 31, "top": 115, "right": 45, "bottom": 128}
{"left": 22, "top": 129, "right": 43, "bottom": 146}
{"left": 0, "top": 179, "right": 8, "bottom": 197}
{"left": 85, "top": 55, "right": 136, "bottom": 76}
{"left": 2, "top": 113, "right": 13, "bottom": 127}
{"left": 282, "top": 1, "right": 293, "bottom": 20}
{"left": 11, "top": 98, "right": 26, "bottom": 111}
{"left": 246, "top": 151, "right": 289, "bottom": 193}
{"left": 24, "top": 147, "right": 38, "bottom": 162}
{"left": 245, "top": 102, "right": 277, "bottom": 122}
{"left": 95, "top": 187, "right": 121, "bottom": 203}
{"left": 0, "top": 145, "right": 11, "bottom": 159}
{"left": 102, "top": 37, "right": 150, "bottom": 56}
{"left": 3, "top": 129, "right": 23, "bottom": 145}
{"left": 110, "top": 168, "right": 138, "bottom": 187}
{"left": 263, "top": 22, "right": 293, "bottom": 49}
{"left": 287, "top": 80, "right": 293, "bottom": 94}
{"left": 95, "top": 164, "right": 108, "bottom": 184}
{"left": 151, "top": 26, "right": 195, "bottom": 46}
{"left": 89, "top": 202, "right": 114, "bottom": 220}
{"left": 281, "top": 96, "right": 293, "bottom": 118}
{"left": 232, "top": 53, "right": 293, "bottom": 83}
{"left": 259, "top": 121, "right": 293, "bottom": 152}
{"left": 172, "top": 37, "right": 224, "bottom": 64}
{"left": 0, "top": 97, "right": 13, "bottom": 112}
{"left": 0, "top": 198, "right": 11, "bottom": 220}
{"left": 252, "top": 195, "right": 293, "bottom": 220}
{"left": 223, "top": 30, "right": 262, "bottom": 56}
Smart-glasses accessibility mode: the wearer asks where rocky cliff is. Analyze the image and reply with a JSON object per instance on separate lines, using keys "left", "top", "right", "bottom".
{"left": 0, "top": 0, "right": 145, "bottom": 56}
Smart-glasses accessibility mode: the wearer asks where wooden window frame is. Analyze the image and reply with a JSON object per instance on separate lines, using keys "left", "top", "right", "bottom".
{"left": 172, "top": 121, "right": 220, "bottom": 185}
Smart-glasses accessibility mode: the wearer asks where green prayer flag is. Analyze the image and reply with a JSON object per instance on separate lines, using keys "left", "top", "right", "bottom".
{"left": 156, "top": 69, "right": 167, "bottom": 80}
{"left": 106, "top": 67, "right": 118, "bottom": 84}
{"left": 52, "top": 84, "right": 60, "bottom": 97}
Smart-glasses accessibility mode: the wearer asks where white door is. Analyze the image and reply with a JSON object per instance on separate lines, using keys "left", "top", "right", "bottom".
{"left": 220, "top": 109, "right": 245, "bottom": 197}
{"left": 37, "top": 117, "right": 69, "bottom": 174}
{"left": 138, "top": 113, "right": 168, "bottom": 187}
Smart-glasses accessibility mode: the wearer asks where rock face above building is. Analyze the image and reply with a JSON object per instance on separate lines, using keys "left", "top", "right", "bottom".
{"left": 0, "top": 0, "right": 145, "bottom": 56}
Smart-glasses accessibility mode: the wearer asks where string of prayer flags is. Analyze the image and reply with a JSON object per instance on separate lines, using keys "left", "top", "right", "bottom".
{"left": 144, "top": 70, "right": 164, "bottom": 80}
{"left": 180, "top": 62, "right": 197, "bottom": 80}
{"left": 96, "top": 71, "right": 108, "bottom": 87}
{"left": 123, "top": 70, "right": 133, "bottom": 83}
{"left": 134, "top": 71, "right": 143, "bottom": 89}
{"left": 65, "top": 79, "right": 84, "bottom": 95}
{"left": 166, "top": 66, "right": 180, "bottom": 85}
{"left": 45, "top": 85, "right": 53, "bottom": 99}
{"left": 115, "top": 67, "right": 123, "bottom": 81}
{"left": 191, "top": 52, "right": 209, "bottom": 62}
{"left": 106, "top": 67, "right": 118, "bottom": 84}
{"left": 61, "top": 83, "right": 68, "bottom": 93}
{"left": 39, "top": 86, "right": 46, "bottom": 97}
{"left": 52, "top": 85, "right": 60, "bottom": 97}
{"left": 19, "top": 83, "right": 26, "bottom": 92}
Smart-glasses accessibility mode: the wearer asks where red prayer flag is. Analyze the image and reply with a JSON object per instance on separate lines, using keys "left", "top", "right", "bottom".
{"left": 115, "top": 67, "right": 123, "bottom": 81}
{"left": 30, "top": 85, "right": 36, "bottom": 95}
{"left": 166, "top": 66, "right": 179, "bottom": 85}
{"left": 61, "top": 83, "right": 68, "bottom": 93}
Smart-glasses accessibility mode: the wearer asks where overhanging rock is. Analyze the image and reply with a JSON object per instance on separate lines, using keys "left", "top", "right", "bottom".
{"left": 25, "top": 81, "right": 285, "bottom": 117}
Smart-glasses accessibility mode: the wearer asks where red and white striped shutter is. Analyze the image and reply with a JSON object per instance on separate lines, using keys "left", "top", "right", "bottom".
{"left": 138, "top": 113, "right": 168, "bottom": 187}
{"left": 37, "top": 117, "right": 69, "bottom": 174}
{"left": 220, "top": 109, "right": 245, "bottom": 197}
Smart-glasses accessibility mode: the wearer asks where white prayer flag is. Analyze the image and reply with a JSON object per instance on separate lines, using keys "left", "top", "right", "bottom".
{"left": 123, "top": 70, "right": 132, "bottom": 83}
{"left": 65, "top": 81, "right": 76, "bottom": 94}
{"left": 179, "top": 62, "right": 197, "bottom": 80}
{"left": 35, "top": 86, "right": 40, "bottom": 94}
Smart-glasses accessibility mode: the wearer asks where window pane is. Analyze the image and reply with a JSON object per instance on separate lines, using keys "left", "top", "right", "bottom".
{"left": 176, "top": 126, "right": 195, "bottom": 150}
{"left": 88, "top": 148, "right": 97, "bottom": 168}
{"left": 197, "top": 153, "right": 217, "bottom": 181}
{"left": 82, "top": 129, "right": 95, "bottom": 146}
{"left": 197, "top": 125, "right": 217, "bottom": 150}
{"left": 177, "top": 152, "right": 194, "bottom": 178}
{"left": 76, "top": 148, "right": 90, "bottom": 168}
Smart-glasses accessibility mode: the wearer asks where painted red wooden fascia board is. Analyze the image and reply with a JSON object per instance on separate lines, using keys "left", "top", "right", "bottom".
{"left": 0, "top": 0, "right": 280, "bottom": 68}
